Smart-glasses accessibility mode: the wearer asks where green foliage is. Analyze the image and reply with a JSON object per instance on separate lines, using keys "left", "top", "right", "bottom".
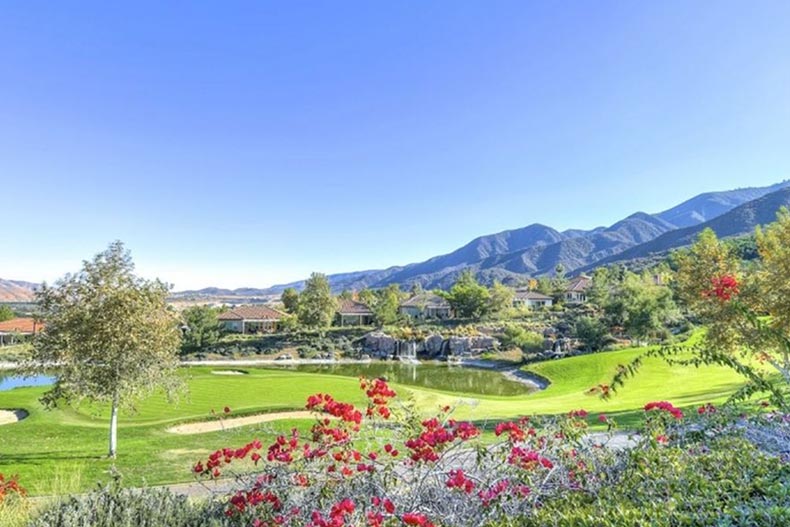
{"left": 297, "top": 273, "right": 337, "bottom": 329}
{"left": 500, "top": 324, "right": 544, "bottom": 354}
{"left": 574, "top": 316, "right": 610, "bottom": 351}
{"left": 0, "top": 305, "right": 15, "bottom": 322}
{"left": 521, "top": 435, "right": 790, "bottom": 527}
{"left": 280, "top": 288, "right": 299, "bottom": 314}
{"left": 372, "top": 284, "right": 403, "bottom": 326}
{"left": 444, "top": 270, "right": 490, "bottom": 318}
{"left": 603, "top": 271, "right": 678, "bottom": 343}
{"left": 181, "top": 305, "right": 221, "bottom": 351}
{"left": 488, "top": 281, "right": 515, "bottom": 315}
{"left": 28, "top": 481, "right": 228, "bottom": 527}
{"left": 26, "top": 241, "right": 183, "bottom": 458}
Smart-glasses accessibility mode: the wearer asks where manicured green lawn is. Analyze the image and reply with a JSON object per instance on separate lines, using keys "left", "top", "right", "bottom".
{"left": 0, "top": 341, "right": 755, "bottom": 494}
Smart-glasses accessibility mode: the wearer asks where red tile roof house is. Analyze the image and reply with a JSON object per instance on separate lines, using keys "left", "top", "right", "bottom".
{"left": 512, "top": 290, "right": 554, "bottom": 309}
{"left": 0, "top": 317, "right": 42, "bottom": 346}
{"left": 565, "top": 275, "right": 592, "bottom": 304}
{"left": 399, "top": 293, "right": 453, "bottom": 320}
{"left": 335, "top": 299, "right": 375, "bottom": 326}
{"left": 217, "top": 305, "right": 286, "bottom": 334}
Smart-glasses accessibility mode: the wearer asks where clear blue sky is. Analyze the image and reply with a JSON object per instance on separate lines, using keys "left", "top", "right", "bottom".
{"left": 2, "top": 2, "right": 790, "bottom": 289}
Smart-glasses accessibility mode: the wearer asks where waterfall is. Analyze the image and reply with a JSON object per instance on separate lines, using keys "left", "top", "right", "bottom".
{"left": 398, "top": 340, "right": 420, "bottom": 364}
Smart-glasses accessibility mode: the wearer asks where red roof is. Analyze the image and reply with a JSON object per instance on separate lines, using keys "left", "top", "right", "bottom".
{"left": 217, "top": 305, "right": 285, "bottom": 321}
{"left": 336, "top": 299, "right": 373, "bottom": 315}
{"left": 566, "top": 276, "right": 592, "bottom": 292}
{"left": 0, "top": 317, "right": 41, "bottom": 334}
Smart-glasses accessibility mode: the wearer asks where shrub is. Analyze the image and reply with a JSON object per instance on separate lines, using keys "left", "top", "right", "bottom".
{"left": 28, "top": 481, "right": 227, "bottom": 527}
{"left": 499, "top": 325, "right": 544, "bottom": 354}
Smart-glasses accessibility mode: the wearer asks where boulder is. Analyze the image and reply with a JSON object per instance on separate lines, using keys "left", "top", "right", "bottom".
{"left": 424, "top": 334, "right": 445, "bottom": 355}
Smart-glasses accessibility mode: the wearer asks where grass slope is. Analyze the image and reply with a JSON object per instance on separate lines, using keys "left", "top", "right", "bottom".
{"left": 0, "top": 342, "right": 752, "bottom": 494}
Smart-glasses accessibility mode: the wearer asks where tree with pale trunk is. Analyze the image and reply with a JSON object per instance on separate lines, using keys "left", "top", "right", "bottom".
{"left": 27, "top": 241, "right": 183, "bottom": 458}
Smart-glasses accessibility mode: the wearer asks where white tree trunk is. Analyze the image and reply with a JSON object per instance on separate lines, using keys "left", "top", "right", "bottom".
{"left": 108, "top": 393, "right": 119, "bottom": 459}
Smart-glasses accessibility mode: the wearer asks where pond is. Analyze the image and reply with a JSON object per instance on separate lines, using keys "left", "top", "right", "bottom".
{"left": 0, "top": 373, "right": 56, "bottom": 391}
{"left": 264, "top": 362, "right": 535, "bottom": 396}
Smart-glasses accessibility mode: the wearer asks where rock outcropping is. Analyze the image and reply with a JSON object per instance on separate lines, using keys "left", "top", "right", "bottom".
{"left": 363, "top": 331, "right": 498, "bottom": 359}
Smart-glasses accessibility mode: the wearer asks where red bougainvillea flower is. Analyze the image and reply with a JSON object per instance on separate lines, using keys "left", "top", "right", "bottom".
{"left": 656, "top": 434, "right": 669, "bottom": 445}
{"left": 703, "top": 274, "right": 740, "bottom": 301}
{"left": 508, "top": 447, "right": 554, "bottom": 471}
{"left": 446, "top": 469, "right": 475, "bottom": 493}
{"left": 402, "top": 512, "right": 435, "bottom": 527}
{"left": 597, "top": 414, "right": 608, "bottom": 423}
{"left": 644, "top": 401, "right": 684, "bottom": 419}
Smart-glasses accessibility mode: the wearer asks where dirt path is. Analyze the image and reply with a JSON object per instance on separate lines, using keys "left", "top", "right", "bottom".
{"left": 166, "top": 410, "right": 315, "bottom": 435}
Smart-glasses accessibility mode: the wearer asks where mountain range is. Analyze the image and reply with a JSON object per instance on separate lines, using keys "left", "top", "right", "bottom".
{"left": 172, "top": 180, "right": 790, "bottom": 297}
{"left": 0, "top": 279, "right": 38, "bottom": 303}
{"left": 4, "top": 180, "right": 790, "bottom": 303}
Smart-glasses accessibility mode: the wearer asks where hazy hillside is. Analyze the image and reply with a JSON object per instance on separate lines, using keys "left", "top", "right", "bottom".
{"left": 585, "top": 187, "right": 790, "bottom": 269}
{"left": 0, "top": 279, "right": 38, "bottom": 302}
{"left": 171, "top": 180, "right": 790, "bottom": 297}
{"left": 655, "top": 181, "right": 790, "bottom": 228}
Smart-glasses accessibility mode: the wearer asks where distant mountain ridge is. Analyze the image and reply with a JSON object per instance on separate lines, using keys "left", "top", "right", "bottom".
{"left": 171, "top": 180, "right": 790, "bottom": 297}
{"left": 581, "top": 186, "right": 790, "bottom": 270}
{"left": 0, "top": 279, "right": 38, "bottom": 302}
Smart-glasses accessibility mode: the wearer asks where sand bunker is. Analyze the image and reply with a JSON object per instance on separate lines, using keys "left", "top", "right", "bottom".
{"left": 166, "top": 411, "right": 315, "bottom": 435}
{"left": 0, "top": 409, "right": 28, "bottom": 425}
{"left": 211, "top": 370, "right": 248, "bottom": 376}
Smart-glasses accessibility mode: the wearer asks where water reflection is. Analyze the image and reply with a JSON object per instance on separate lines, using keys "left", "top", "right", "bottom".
{"left": 265, "top": 362, "right": 532, "bottom": 396}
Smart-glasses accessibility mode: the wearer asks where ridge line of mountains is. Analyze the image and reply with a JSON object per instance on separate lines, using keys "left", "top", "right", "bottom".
{"left": 3, "top": 180, "right": 790, "bottom": 302}
{"left": 175, "top": 180, "right": 790, "bottom": 297}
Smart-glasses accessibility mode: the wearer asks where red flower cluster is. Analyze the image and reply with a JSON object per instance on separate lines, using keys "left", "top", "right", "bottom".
{"left": 402, "top": 512, "right": 435, "bottom": 527}
{"left": 309, "top": 498, "right": 355, "bottom": 527}
{"left": 568, "top": 409, "right": 588, "bottom": 419}
{"left": 508, "top": 447, "right": 554, "bottom": 471}
{"left": 306, "top": 394, "right": 363, "bottom": 429}
{"left": 366, "top": 496, "right": 396, "bottom": 527}
{"left": 644, "top": 401, "right": 683, "bottom": 419}
{"left": 446, "top": 469, "right": 475, "bottom": 493}
{"left": 227, "top": 487, "right": 282, "bottom": 517}
{"left": 361, "top": 377, "right": 396, "bottom": 419}
{"left": 405, "top": 418, "right": 480, "bottom": 463}
{"left": 477, "top": 479, "right": 529, "bottom": 507}
{"left": 268, "top": 429, "right": 300, "bottom": 463}
{"left": 703, "top": 274, "right": 739, "bottom": 301}
{"left": 494, "top": 419, "right": 535, "bottom": 442}
{"left": 0, "top": 473, "right": 26, "bottom": 502}
{"left": 194, "top": 439, "right": 263, "bottom": 478}
{"left": 697, "top": 403, "right": 716, "bottom": 415}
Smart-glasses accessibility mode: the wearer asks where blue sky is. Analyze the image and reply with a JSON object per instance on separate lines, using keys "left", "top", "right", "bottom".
{"left": 2, "top": 2, "right": 790, "bottom": 289}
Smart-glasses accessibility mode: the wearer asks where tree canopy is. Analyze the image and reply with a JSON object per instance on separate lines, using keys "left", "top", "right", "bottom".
{"left": 27, "top": 241, "right": 183, "bottom": 458}
{"left": 444, "top": 270, "right": 490, "bottom": 319}
{"left": 297, "top": 273, "right": 337, "bottom": 328}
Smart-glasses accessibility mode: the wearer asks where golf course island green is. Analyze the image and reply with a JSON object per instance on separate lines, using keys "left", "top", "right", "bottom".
{"left": 0, "top": 340, "right": 751, "bottom": 494}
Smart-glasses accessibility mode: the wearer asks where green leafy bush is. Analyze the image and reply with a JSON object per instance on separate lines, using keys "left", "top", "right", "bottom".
{"left": 500, "top": 324, "right": 544, "bottom": 354}
{"left": 28, "top": 482, "right": 227, "bottom": 527}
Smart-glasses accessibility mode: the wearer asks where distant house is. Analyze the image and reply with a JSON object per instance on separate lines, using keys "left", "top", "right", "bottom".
{"left": 399, "top": 293, "right": 452, "bottom": 320}
{"left": 565, "top": 275, "right": 592, "bottom": 304}
{"left": 217, "top": 305, "right": 286, "bottom": 334}
{"left": 335, "top": 299, "right": 375, "bottom": 326}
{"left": 513, "top": 290, "right": 553, "bottom": 309}
{"left": 0, "top": 317, "right": 42, "bottom": 346}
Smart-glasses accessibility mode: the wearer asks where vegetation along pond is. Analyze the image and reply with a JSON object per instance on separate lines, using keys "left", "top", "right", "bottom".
{"left": 264, "top": 362, "right": 536, "bottom": 396}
